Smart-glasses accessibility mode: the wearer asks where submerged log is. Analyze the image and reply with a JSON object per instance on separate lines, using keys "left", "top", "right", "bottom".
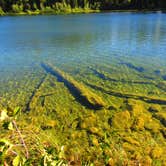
{"left": 90, "top": 67, "right": 166, "bottom": 93}
{"left": 41, "top": 63, "right": 106, "bottom": 110}
{"left": 89, "top": 67, "right": 153, "bottom": 85}
{"left": 85, "top": 82, "right": 166, "bottom": 105}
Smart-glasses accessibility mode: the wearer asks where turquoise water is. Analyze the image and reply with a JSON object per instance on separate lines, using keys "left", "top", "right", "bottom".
{"left": 0, "top": 12, "right": 166, "bottom": 109}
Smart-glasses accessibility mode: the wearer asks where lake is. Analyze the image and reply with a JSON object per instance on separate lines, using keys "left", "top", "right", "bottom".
{"left": 0, "top": 12, "right": 166, "bottom": 110}
{"left": 1, "top": 12, "right": 166, "bottom": 165}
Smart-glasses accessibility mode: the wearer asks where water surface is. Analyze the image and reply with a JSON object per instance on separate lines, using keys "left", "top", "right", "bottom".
{"left": 0, "top": 12, "right": 166, "bottom": 109}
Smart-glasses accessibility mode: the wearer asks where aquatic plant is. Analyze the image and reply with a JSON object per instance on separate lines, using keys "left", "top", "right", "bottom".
{"left": 41, "top": 63, "right": 106, "bottom": 109}
{"left": 157, "top": 81, "right": 166, "bottom": 92}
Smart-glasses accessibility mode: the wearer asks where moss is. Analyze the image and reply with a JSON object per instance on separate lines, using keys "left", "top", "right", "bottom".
{"left": 162, "top": 160, "right": 166, "bottom": 166}
{"left": 130, "top": 104, "right": 144, "bottom": 117}
{"left": 1, "top": 52, "right": 166, "bottom": 165}
{"left": 131, "top": 151, "right": 142, "bottom": 161}
{"left": 122, "top": 142, "right": 135, "bottom": 153}
{"left": 107, "top": 158, "right": 114, "bottom": 166}
{"left": 157, "top": 81, "right": 166, "bottom": 91}
{"left": 144, "top": 146, "right": 152, "bottom": 155}
{"left": 111, "top": 110, "right": 131, "bottom": 129}
{"left": 42, "top": 63, "right": 106, "bottom": 109}
{"left": 132, "top": 116, "right": 145, "bottom": 131}
{"left": 154, "top": 112, "right": 166, "bottom": 127}
{"left": 150, "top": 147, "right": 163, "bottom": 159}
{"left": 141, "top": 156, "right": 152, "bottom": 165}
{"left": 80, "top": 114, "right": 97, "bottom": 129}
{"left": 91, "top": 136, "right": 99, "bottom": 146}
{"left": 89, "top": 127, "right": 99, "bottom": 134}
{"left": 104, "top": 148, "right": 113, "bottom": 157}
{"left": 123, "top": 137, "right": 140, "bottom": 146}
{"left": 41, "top": 120, "right": 57, "bottom": 130}
{"left": 160, "top": 127, "right": 166, "bottom": 138}
{"left": 148, "top": 105, "right": 161, "bottom": 113}
{"left": 144, "top": 119, "right": 160, "bottom": 133}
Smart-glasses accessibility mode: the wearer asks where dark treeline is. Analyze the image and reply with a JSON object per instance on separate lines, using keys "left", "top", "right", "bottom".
{"left": 0, "top": 0, "right": 166, "bottom": 14}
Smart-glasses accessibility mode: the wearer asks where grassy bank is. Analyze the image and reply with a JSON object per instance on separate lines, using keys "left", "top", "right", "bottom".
{"left": 0, "top": 8, "right": 165, "bottom": 17}
{"left": 0, "top": 8, "right": 99, "bottom": 16}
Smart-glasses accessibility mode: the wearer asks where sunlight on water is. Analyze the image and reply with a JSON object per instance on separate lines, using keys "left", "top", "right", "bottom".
{"left": 0, "top": 12, "right": 166, "bottom": 109}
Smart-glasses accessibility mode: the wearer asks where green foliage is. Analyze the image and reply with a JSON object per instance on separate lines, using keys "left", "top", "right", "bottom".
{"left": 0, "top": 108, "right": 27, "bottom": 165}
{"left": 13, "top": 107, "right": 21, "bottom": 117}
{"left": 12, "top": 4, "right": 23, "bottom": 13}
{"left": 0, "top": 6, "right": 4, "bottom": 15}
{"left": 13, "top": 155, "right": 23, "bottom": 166}
{"left": 0, "top": 0, "right": 166, "bottom": 15}
{"left": 0, "top": 139, "right": 13, "bottom": 164}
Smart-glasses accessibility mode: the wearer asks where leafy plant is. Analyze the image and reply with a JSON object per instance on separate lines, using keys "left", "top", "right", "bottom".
{"left": 0, "top": 107, "right": 28, "bottom": 166}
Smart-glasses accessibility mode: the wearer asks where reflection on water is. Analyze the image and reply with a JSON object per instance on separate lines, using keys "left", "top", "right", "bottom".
{"left": 0, "top": 12, "right": 166, "bottom": 109}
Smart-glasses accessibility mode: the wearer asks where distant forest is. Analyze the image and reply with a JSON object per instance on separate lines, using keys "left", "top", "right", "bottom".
{"left": 0, "top": 0, "right": 166, "bottom": 14}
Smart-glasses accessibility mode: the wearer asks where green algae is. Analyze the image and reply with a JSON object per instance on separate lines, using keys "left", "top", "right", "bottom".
{"left": 41, "top": 63, "right": 106, "bottom": 109}
{"left": 83, "top": 81, "right": 166, "bottom": 105}
{"left": 0, "top": 60, "right": 166, "bottom": 165}
{"left": 0, "top": 13, "right": 166, "bottom": 165}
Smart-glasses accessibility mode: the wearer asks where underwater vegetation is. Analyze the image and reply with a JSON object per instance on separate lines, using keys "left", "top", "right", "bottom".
{"left": 24, "top": 74, "right": 47, "bottom": 112}
{"left": 0, "top": 11, "right": 166, "bottom": 165}
{"left": 41, "top": 63, "right": 106, "bottom": 110}
{"left": 0, "top": 60, "right": 166, "bottom": 165}
{"left": 89, "top": 66, "right": 166, "bottom": 94}
{"left": 119, "top": 62, "right": 145, "bottom": 73}
{"left": 157, "top": 82, "right": 166, "bottom": 92}
{"left": 90, "top": 67, "right": 152, "bottom": 85}
{"left": 1, "top": 99, "right": 166, "bottom": 165}
{"left": 84, "top": 82, "right": 166, "bottom": 105}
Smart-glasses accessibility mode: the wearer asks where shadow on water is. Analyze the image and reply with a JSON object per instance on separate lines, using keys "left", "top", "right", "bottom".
{"left": 41, "top": 63, "right": 103, "bottom": 110}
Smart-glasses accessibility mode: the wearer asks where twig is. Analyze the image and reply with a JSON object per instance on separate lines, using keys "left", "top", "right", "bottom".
{"left": 12, "top": 120, "right": 29, "bottom": 159}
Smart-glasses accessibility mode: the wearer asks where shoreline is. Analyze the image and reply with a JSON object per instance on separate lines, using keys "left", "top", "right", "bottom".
{"left": 0, "top": 9, "right": 165, "bottom": 17}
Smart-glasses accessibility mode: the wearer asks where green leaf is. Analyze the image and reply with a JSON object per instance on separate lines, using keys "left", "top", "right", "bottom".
{"left": 0, "top": 139, "right": 11, "bottom": 146}
{"left": 13, "top": 107, "right": 20, "bottom": 116}
{"left": 13, "top": 155, "right": 20, "bottom": 166}
{"left": 0, "top": 139, "right": 12, "bottom": 156}
{"left": 8, "top": 122, "right": 14, "bottom": 130}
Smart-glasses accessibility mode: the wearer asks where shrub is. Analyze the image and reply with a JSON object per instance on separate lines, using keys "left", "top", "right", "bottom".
{"left": 0, "top": 7, "right": 5, "bottom": 15}
{"left": 12, "top": 4, "right": 23, "bottom": 13}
